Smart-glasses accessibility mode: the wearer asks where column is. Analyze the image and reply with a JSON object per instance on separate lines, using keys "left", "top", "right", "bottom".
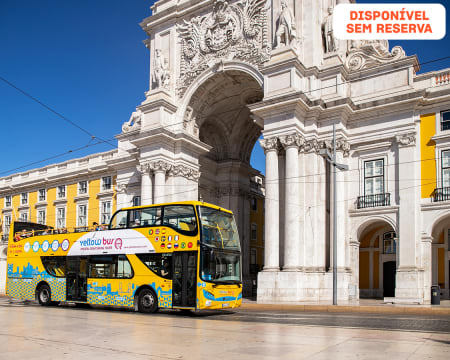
{"left": 280, "top": 133, "right": 303, "bottom": 270}
{"left": 152, "top": 160, "right": 171, "bottom": 204}
{"left": 421, "top": 234, "right": 433, "bottom": 304}
{"left": 396, "top": 133, "right": 418, "bottom": 269}
{"left": 260, "top": 137, "right": 280, "bottom": 271}
{"left": 335, "top": 144, "right": 349, "bottom": 269}
{"left": 395, "top": 132, "right": 420, "bottom": 301}
{"left": 138, "top": 163, "right": 153, "bottom": 205}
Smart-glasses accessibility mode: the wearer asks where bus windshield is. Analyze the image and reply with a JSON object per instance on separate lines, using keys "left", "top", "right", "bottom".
{"left": 198, "top": 206, "right": 240, "bottom": 250}
{"left": 200, "top": 248, "right": 241, "bottom": 283}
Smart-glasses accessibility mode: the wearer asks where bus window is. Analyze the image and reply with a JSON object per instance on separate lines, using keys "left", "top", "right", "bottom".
{"left": 41, "top": 256, "right": 66, "bottom": 277}
{"left": 130, "top": 207, "right": 161, "bottom": 228}
{"left": 89, "top": 255, "right": 133, "bottom": 279}
{"left": 109, "top": 210, "right": 128, "bottom": 229}
{"left": 162, "top": 205, "right": 197, "bottom": 235}
{"left": 136, "top": 253, "right": 172, "bottom": 279}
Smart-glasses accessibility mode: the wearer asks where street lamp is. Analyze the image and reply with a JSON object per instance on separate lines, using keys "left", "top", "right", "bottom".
{"left": 319, "top": 123, "right": 348, "bottom": 306}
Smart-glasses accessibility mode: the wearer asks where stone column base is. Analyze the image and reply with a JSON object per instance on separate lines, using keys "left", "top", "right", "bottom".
{"left": 393, "top": 268, "right": 425, "bottom": 304}
{"left": 256, "top": 270, "right": 355, "bottom": 304}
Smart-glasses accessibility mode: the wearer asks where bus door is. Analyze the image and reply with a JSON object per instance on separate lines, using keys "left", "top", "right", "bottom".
{"left": 173, "top": 252, "right": 196, "bottom": 308}
{"left": 66, "top": 256, "right": 88, "bottom": 302}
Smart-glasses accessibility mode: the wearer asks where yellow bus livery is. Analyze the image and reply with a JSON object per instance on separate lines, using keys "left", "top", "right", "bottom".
{"left": 6, "top": 201, "right": 242, "bottom": 313}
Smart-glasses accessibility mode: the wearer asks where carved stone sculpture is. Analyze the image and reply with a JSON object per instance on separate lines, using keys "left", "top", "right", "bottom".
{"left": 275, "top": 0, "right": 296, "bottom": 49}
{"left": 346, "top": 39, "right": 405, "bottom": 71}
{"left": 152, "top": 49, "right": 170, "bottom": 89}
{"left": 395, "top": 133, "right": 416, "bottom": 147}
{"left": 322, "top": 7, "right": 337, "bottom": 53}
{"left": 259, "top": 137, "right": 279, "bottom": 153}
{"left": 279, "top": 133, "right": 305, "bottom": 150}
{"left": 177, "top": 0, "right": 270, "bottom": 97}
{"left": 122, "top": 110, "right": 142, "bottom": 132}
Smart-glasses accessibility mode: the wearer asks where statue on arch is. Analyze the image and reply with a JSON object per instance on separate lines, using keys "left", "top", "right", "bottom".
{"left": 322, "top": 7, "right": 337, "bottom": 53}
{"left": 275, "top": 0, "right": 296, "bottom": 49}
{"left": 152, "top": 49, "right": 170, "bottom": 89}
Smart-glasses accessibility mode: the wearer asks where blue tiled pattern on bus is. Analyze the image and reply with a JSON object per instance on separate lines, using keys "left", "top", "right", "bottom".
{"left": 150, "top": 282, "right": 172, "bottom": 308}
{"left": 7, "top": 263, "right": 66, "bottom": 302}
{"left": 87, "top": 282, "right": 135, "bottom": 307}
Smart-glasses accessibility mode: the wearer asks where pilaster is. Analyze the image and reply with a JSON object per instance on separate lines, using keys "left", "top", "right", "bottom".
{"left": 394, "top": 132, "right": 422, "bottom": 303}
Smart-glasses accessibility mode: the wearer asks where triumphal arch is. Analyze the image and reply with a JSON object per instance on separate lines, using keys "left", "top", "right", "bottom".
{"left": 111, "top": 0, "right": 449, "bottom": 304}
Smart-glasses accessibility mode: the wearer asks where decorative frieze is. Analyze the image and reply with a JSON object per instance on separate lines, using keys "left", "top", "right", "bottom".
{"left": 177, "top": 0, "right": 270, "bottom": 97}
{"left": 168, "top": 165, "right": 201, "bottom": 181}
{"left": 395, "top": 133, "right": 416, "bottom": 147}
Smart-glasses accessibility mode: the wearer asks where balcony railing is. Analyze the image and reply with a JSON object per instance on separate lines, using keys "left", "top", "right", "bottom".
{"left": 357, "top": 193, "right": 391, "bottom": 209}
{"left": 433, "top": 187, "right": 450, "bottom": 202}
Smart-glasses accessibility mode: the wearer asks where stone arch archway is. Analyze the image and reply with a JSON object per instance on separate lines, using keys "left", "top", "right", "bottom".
{"left": 430, "top": 213, "right": 450, "bottom": 299}
{"left": 356, "top": 217, "right": 397, "bottom": 299}
{"left": 182, "top": 64, "right": 265, "bottom": 295}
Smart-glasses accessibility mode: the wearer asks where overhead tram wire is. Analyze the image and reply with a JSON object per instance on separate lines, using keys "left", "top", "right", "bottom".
{"left": 0, "top": 75, "right": 116, "bottom": 149}
{"left": 0, "top": 139, "right": 109, "bottom": 176}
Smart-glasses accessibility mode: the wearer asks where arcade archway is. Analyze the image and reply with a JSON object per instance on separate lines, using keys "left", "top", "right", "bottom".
{"left": 358, "top": 220, "right": 397, "bottom": 299}
{"left": 185, "top": 68, "right": 264, "bottom": 294}
{"left": 431, "top": 213, "right": 450, "bottom": 299}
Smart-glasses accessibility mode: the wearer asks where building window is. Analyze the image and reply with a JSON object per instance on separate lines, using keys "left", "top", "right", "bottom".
{"left": 251, "top": 223, "right": 257, "bottom": 242}
{"left": 383, "top": 231, "right": 397, "bottom": 254}
{"left": 364, "top": 159, "right": 384, "bottom": 195}
{"left": 57, "top": 207, "right": 66, "bottom": 228}
{"left": 251, "top": 197, "right": 257, "bottom": 211}
{"left": 37, "top": 210, "right": 46, "bottom": 225}
{"left": 101, "top": 201, "right": 112, "bottom": 224}
{"left": 3, "top": 215, "right": 11, "bottom": 238}
{"left": 4, "top": 195, "right": 11, "bottom": 207}
{"left": 102, "top": 176, "right": 112, "bottom": 191}
{"left": 21, "top": 192, "right": 28, "bottom": 205}
{"left": 250, "top": 248, "right": 257, "bottom": 265}
{"left": 57, "top": 185, "right": 66, "bottom": 199}
{"left": 133, "top": 196, "right": 141, "bottom": 207}
{"left": 19, "top": 212, "right": 28, "bottom": 222}
{"left": 442, "top": 150, "right": 450, "bottom": 188}
{"left": 441, "top": 110, "right": 450, "bottom": 131}
{"left": 78, "top": 181, "right": 88, "bottom": 195}
{"left": 78, "top": 204, "right": 87, "bottom": 227}
{"left": 38, "top": 188, "right": 46, "bottom": 202}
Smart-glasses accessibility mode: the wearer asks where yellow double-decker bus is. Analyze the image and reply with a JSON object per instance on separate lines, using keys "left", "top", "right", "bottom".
{"left": 6, "top": 201, "right": 242, "bottom": 313}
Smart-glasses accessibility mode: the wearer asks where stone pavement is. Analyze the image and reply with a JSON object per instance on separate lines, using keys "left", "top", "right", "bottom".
{"left": 2, "top": 293, "right": 450, "bottom": 315}
{"left": 241, "top": 298, "right": 450, "bottom": 315}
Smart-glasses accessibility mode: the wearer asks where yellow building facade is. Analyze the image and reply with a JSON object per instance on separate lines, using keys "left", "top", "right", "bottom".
{"left": 0, "top": 152, "right": 117, "bottom": 241}
{"left": 358, "top": 104, "right": 450, "bottom": 300}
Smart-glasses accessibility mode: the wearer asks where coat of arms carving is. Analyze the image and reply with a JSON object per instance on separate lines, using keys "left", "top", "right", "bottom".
{"left": 177, "top": 0, "right": 270, "bottom": 97}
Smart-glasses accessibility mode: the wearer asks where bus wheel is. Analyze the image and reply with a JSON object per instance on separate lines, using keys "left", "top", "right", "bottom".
{"left": 137, "top": 288, "right": 158, "bottom": 313}
{"left": 37, "top": 284, "right": 52, "bottom": 306}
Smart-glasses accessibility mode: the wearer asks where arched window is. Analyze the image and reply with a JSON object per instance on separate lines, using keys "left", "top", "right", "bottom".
{"left": 383, "top": 231, "right": 397, "bottom": 254}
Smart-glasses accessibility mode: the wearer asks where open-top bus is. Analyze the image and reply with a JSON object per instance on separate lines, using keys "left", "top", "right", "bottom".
{"left": 6, "top": 201, "right": 242, "bottom": 312}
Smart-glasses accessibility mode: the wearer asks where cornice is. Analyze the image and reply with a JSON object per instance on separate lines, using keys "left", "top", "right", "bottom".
{"left": 349, "top": 205, "right": 399, "bottom": 217}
